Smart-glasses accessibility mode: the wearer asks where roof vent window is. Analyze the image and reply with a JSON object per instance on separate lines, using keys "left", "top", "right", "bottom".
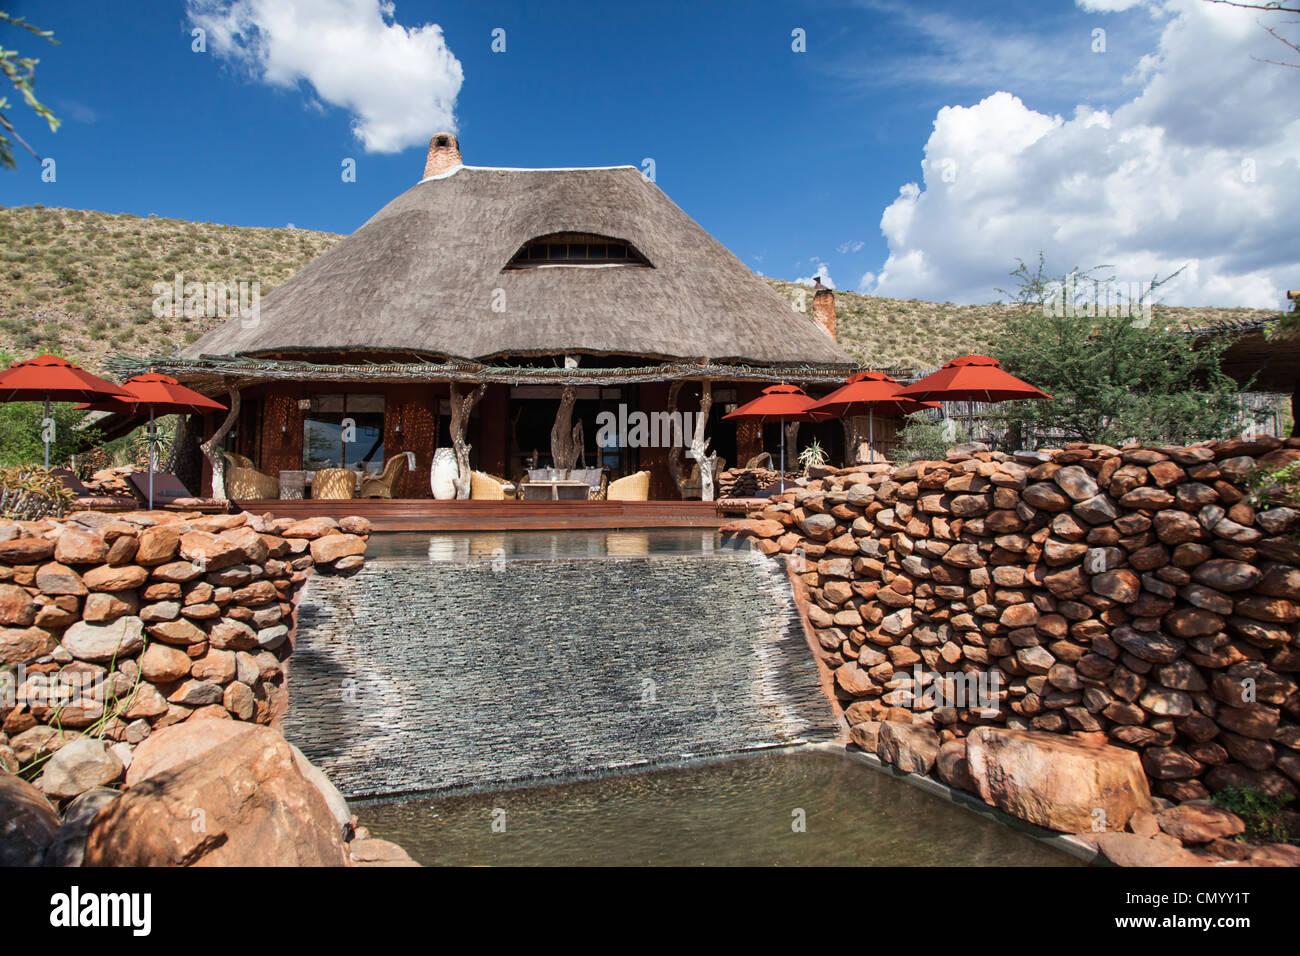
{"left": 506, "top": 233, "right": 651, "bottom": 269}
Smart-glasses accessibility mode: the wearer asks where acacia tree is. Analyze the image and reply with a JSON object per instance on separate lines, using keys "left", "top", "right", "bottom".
{"left": 987, "top": 258, "right": 1246, "bottom": 447}
{"left": 0, "top": 12, "right": 60, "bottom": 169}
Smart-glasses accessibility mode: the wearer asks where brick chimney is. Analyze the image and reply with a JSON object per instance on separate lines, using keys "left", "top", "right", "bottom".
{"left": 812, "top": 277, "right": 836, "bottom": 341}
{"left": 423, "top": 132, "right": 462, "bottom": 179}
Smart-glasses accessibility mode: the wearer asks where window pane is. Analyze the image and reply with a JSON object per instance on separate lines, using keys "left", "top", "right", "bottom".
{"left": 587, "top": 243, "right": 606, "bottom": 259}
{"left": 529, "top": 244, "right": 546, "bottom": 260}
{"left": 548, "top": 243, "right": 567, "bottom": 259}
{"left": 568, "top": 244, "right": 587, "bottom": 259}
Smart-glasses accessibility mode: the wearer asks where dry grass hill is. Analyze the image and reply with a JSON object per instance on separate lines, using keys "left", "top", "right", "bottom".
{"left": 0, "top": 204, "right": 1280, "bottom": 374}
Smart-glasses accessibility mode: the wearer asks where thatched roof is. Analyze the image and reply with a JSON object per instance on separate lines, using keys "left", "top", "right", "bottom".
{"left": 182, "top": 165, "right": 853, "bottom": 369}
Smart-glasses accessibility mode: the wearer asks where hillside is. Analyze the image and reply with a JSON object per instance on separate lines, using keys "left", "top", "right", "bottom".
{"left": 763, "top": 278, "right": 1281, "bottom": 373}
{"left": 0, "top": 204, "right": 1280, "bottom": 375}
{"left": 0, "top": 205, "right": 342, "bottom": 371}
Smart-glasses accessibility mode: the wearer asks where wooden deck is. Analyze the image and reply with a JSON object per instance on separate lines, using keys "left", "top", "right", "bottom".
{"left": 231, "top": 498, "right": 727, "bottom": 532}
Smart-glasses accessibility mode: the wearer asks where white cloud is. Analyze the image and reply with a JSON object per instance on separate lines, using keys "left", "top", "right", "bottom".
{"left": 188, "top": 0, "right": 463, "bottom": 153}
{"left": 869, "top": 0, "right": 1300, "bottom": 308}
{"left": 837, "top": 239, "right": 866, "bottom": 254}
{"left": 795, "top": 263, "right": 836, "bottom": 289}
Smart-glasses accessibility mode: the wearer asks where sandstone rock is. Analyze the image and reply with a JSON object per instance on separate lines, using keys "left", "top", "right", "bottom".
{"left": 82, "top": 564, "right": 148, "bottom": 592}
{"left": 1154, "top": 803, "right": 1245, "bottom": 844}
{"left": 43, "top": 786, "right": 119, "bottom": 867}
{"left": 1095, "top": 832, "right": 1208, "bottom": 867}
{"left": 1192, "top": 559, "right": 1262, "bottom": 592}
{"left": 38, "top": 737, "right": 124, "bottom": 799}
{"left": 83, "top": 721, "right": 348, "bottom": 866}
{"left": 1092, "top": 570, "right": 1140, "bottom": 603}
{"left": 35, "top": 562, "right": 87, "bottom": 596}
{"left": 178, "top": 531, "right": 245, "bottom": 572}
{"left": 61, "top": 617, "right": 145, "bottom": 663}
{"left": 348, "top": 837, "right": 418, "bottom": 866}
{"left": 849, "top": 720, "right": 880, "bottom": 752}
{"left": 54, "top": 528, "right": 109, "bottom": 565}
{"left": 936, "top": 739, "right": 977, "bottom": 792}
{"left": 0, "top": 536, "right": 54, "bottom": 564}
{"left": 0, "top": 770, "right": 60, "bottom": 865}
{"left": 140, "top": 643, "right": 193, "bottom": 684}
{"left": 1, "top": 625, "right": 56, "bottom": 666}
{"left": 966, "top": 727, "right": 1152, "bottom": 833}
{"left": 876, "top": 721, "right": 940, "bottom": 774}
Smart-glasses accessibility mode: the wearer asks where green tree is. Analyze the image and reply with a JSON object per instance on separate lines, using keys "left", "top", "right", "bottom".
{"left": 987, "top": 259, "right": 1246, "bottom": 448}
{"left": 0, "top": 352, "right": 102, "bottom": 467}
{"left": 0, "top": 11, "right": 59, "bottom": 170}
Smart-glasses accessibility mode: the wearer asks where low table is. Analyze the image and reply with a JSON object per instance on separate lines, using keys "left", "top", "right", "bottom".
{"left": 520, "top": 480, "right": 591, "bottom": 501}
{"left": 279, "top": 470, "right": 310, "bottom": 500}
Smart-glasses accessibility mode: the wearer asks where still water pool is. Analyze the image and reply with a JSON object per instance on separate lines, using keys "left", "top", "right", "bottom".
{"left": 357, "top": 749, "right": 1082, "bottom": 867}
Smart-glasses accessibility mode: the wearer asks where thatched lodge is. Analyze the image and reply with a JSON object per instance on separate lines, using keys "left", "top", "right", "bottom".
{"left": 133, "top": 134, "right": 857, "bottom": 501}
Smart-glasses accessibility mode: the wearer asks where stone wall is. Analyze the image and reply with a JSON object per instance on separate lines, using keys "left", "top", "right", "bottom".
{"left": 0, "top": 508, "right": 371, "bottom": 798}
{"left": 722, "top": 437, "right": 1300, "bottom": 811}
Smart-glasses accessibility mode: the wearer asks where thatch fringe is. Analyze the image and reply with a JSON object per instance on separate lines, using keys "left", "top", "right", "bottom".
{"left": 106, "top": 355, "right": 855, "bottom": 388}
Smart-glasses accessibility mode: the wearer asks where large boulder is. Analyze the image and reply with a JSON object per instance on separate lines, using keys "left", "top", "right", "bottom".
{"left": 966, "top": 727, "right": 1152, "bottom": 833}
{"left": 82, "top": 721, "right": 348, "bottom": 866}
{"left": 0, "top": 770, "right": 59, "bottom": 865}
{"left": 876, "top": 721, "right": 940, "bottom": 774}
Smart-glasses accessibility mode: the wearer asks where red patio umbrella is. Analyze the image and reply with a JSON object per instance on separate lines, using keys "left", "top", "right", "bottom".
{"left": 722, "top": 383, "right": 823, "bottom": 493}
{"left": 76, "top": 373, "right": 227, "bottom": 509}
{"left": 0, "top": 354, "right": 134, "bottom": 469}
{"left": 895, "top": 355, "right": 1052, "bottom": 438}
{"left": 809, "top": 370, "right": 940, "bottom": 464}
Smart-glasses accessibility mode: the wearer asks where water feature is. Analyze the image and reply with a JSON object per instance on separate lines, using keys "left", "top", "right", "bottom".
{"left": 285, "top": 529, "right": 1082, "bottom": 866}
{"left": 284, "top": 530, "right": 835, "bottom": 799}
{"left": 357, "top": 749, "right": 1082, "bottom": 866}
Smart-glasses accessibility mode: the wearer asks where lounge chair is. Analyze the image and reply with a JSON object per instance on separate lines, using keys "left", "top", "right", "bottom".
{"left": 470, "top": 471, "right": 508, "bottom": 500}
{"left": 125, "top": 471, "right": 228, "bottom": 513}
{"left": 223, "top": 453, "right": 280, "bottom": 499}
{"left": 360, "top": 454, "right": 407, "bottom": 498}
{"left": 607, "top": 470, "right": 651, "bottom": 502}
{"left": 744, "top": 452, "right": 774, "bottom": 470}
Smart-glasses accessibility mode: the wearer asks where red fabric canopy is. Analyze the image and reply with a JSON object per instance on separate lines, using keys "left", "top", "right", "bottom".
{"left": 722, "top": 383, "right": 824, "bottom": 423}
{"left": 895, "top": 355, "right": 1052, "bottom": 403}
{"left": 0, "top": 354, "right": 133, "bottom": 404}
{"left": 75, "top": 373, "right": 227, "bottom": 415}
{"left": 810, "top": 370, "right": 941, "bottom": 419}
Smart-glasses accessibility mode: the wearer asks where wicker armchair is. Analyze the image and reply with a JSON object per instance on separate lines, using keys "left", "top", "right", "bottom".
{"left": 223, "top": 452, "right": 280, "bottom": 500}
{"left": 607, "top": 470, "right": 651, "bottom": 502}
{"left": 360, "top": 454, "right": 407, "bottom": 498}
{"left": 313, "top": 468, "right": 356, "bottom": 500}
{"left": 470, "top": 471, "right": 507, "bottom": 500}
{"left": 676, "top": 457, "right": 726, "bottom": 500}
{"left": 744, "top": 452, "right": 773, "bottom": 469}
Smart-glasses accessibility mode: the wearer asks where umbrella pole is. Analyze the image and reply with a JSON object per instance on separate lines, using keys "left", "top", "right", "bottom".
{"left": 868, "top": 409, "right": 875, "bottom": 464}
{"left": 148, "top": 406, "right": 156, "bottom": 510}
{"left": 779, "top": 418, "right": 785, "bottom": 495}
{"left": 43, "top": 397, "right": 50, "bottom": 470}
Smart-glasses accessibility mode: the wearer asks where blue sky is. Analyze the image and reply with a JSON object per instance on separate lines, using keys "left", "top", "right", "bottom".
{"left": 2, "top": 0, "right": 1297, "bottom": 307}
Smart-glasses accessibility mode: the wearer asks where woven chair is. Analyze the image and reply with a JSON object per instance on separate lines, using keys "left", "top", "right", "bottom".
{"left": 470, "top": 471, "right": 507, "bottom": 500}
{"left": 590, "top": 472, "right": 609, "bottom": 501}
{"left": 676, "top": 457, "right": 726, "bottom": 500}
{"left": 745, "top": 452, "right": 774, "bottom": 470}
{"left": 607, "top": 470, "right": 651, "bottom": 502}
{"left": 360, "top": 454, "right": 407, "bottom": 498}
{"left": 313, "top": 468, "right": 356, "bottom": 500}
{"left": 223, "top": 452, "right": 280, "bottom": 499}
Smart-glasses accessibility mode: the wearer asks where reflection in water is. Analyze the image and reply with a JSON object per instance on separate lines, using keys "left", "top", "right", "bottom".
{"left": 359, "top": 750, "right": 1081, "bottom": 867}
{"left": 371, "top": 528, "right": 723, "bottom": 563}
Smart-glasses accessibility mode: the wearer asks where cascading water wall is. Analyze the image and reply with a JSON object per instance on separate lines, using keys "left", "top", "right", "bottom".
{"left": 283, "top": 537, "right": 836, "bottom": 799}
